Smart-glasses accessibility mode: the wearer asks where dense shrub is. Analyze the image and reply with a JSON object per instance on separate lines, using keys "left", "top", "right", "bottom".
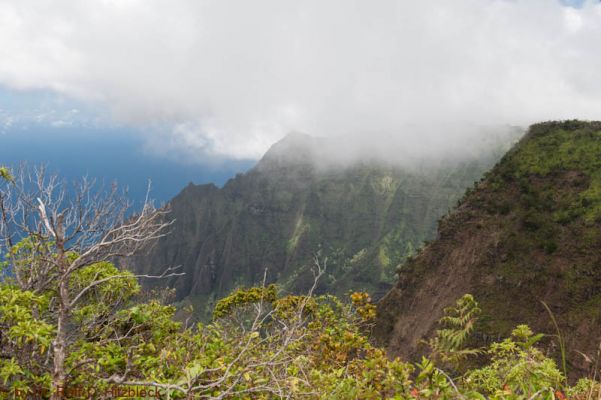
{"left": 2, "top": 270, "right": 596, "bottom": 399}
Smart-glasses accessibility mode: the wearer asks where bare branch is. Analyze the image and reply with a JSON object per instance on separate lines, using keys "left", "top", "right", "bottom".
{"left": 70, "top": 266, "right": 184, "bottom": 308}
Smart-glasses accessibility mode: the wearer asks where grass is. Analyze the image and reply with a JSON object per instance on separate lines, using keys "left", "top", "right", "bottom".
{"left": 542, "top": 301, "right": 568, "bottom": 379}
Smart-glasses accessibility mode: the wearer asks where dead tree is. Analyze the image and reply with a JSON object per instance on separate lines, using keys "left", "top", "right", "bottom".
{"left": 0, "top": 165, "right": 180, "bottom": 400}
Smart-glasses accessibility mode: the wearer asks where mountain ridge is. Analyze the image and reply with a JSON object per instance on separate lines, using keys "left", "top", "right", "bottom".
{"left": 130, "top": 128, "right": 520, "bottom": 318}
{"left": 375, "top": 120, "right": 601, "bottom": 376}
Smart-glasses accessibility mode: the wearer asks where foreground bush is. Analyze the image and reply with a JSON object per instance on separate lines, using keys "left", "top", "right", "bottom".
{"left": 3, "top": 267, "right": 600, "bottom": 400}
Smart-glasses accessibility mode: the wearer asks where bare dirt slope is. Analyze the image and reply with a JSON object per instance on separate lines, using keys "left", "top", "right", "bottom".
{"left": 375, "top": 121, "right": 601, "bottom": 377}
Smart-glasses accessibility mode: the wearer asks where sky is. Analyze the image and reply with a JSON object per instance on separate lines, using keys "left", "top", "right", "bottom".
{"left": 0, "top": 122, "right": 254, "bottom": 205}
{"left": 0, "top": 87, "right": 254, "bottom": 203}
{"left": 0, "top": 0, "right": 600, "bottom": 198}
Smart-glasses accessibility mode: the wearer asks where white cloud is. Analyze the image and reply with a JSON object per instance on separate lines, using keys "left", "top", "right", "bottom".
{"left": 0, "top": 0, "right": 600, "bottom": 160}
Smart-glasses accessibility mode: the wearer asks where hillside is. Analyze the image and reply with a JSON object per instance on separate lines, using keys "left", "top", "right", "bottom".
{"left": 130, "top": 130, "right": 518, "bottom": 318}
{"left": 375, "top": 120, "right": 601, "bottom": 376}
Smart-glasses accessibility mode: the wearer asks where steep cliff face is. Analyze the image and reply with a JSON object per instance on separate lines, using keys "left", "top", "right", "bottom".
{"left": 375, "top": 121, "right": 601, "bottom": 375}
{"left": 131, "top": 130, "right": 516, "bottom": 317}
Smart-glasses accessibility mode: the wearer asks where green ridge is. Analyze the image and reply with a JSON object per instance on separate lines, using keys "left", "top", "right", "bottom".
{"left": 376, "top": 121, "right": 601, "bottom": 377}
{"left": 131, "top": 131, "right": 516, "bottom": 319}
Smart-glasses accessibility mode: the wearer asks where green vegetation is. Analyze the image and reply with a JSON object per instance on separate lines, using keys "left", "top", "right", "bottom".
{"left": 377, "top": 121, "right": 601, "bottom": 381}
{"left": 131, "top": 132, "right": 514, "bottom": 319}
{"left": 426, "top": 294, "right": 482, "bottom": 370}
{"left": 508, "top": 121, "right": 601, "bottom": 222}
{"left": 0, "top": 167, "right": 12, "bottom": 183}
{"left": 3, "top": 260, "right": 599, "bottom": 399}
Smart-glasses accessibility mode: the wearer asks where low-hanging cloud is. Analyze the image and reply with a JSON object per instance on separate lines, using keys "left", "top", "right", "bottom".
{"left": 0, "top": 0, "right": 600, "bottom": 161}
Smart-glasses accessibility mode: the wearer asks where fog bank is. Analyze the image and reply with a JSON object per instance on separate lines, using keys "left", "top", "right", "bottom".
{"left": 1, "top": 1, "right": 599, "bottom": 161}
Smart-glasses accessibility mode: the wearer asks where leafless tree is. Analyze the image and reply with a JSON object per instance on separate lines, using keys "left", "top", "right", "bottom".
{"left": 0, "top": 165, "right": 181, "bottom": 400}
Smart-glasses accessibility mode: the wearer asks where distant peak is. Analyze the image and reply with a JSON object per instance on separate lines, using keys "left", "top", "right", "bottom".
{"left": 279, "top": 131, "right": 314, "bottom": 143}
{"left": 269, "top": 131, "right": 316, "bottom": 152}
{"left": 255, "top": 132, "right": 321, "bottom": 170}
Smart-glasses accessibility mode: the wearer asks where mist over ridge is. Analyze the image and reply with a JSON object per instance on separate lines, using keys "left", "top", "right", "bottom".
{"left": 258, "top": 124, "right": 524, "bottom": 172}
{"left": 1, "top": 1, "right": 600, "bottom": 161}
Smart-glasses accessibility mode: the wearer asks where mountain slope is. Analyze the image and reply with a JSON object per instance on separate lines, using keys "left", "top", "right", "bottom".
{"left": 375, "top": 121, "right": 601, "bottom": 375}
{"left": 131, "top": 130, "right": 517, "bottom": 318}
